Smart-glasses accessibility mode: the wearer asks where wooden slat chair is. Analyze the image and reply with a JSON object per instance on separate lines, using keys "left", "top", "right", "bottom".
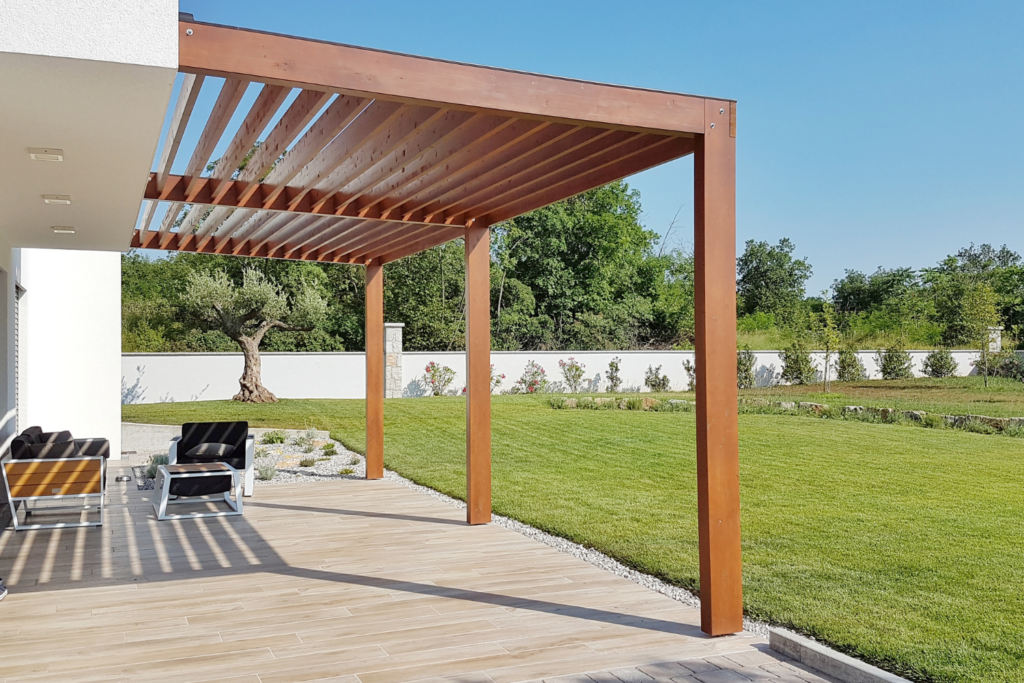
{"left": 2, "top": 426, "right": 108, "bottom": 530}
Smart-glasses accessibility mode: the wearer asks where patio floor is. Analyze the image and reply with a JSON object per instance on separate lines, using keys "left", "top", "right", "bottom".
{"left": 0, "top": 461, "right": 836, "bottom": 683}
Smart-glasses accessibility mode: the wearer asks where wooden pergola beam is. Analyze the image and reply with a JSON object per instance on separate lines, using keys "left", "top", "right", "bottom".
{"left": 179, "top": 20, "right": 707, "bottom": 135}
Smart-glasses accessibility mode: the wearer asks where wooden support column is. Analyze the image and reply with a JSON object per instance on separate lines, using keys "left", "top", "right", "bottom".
{"left": 693, "top": 99, "right": 743, "bottom": 636}
{"left": 465, "top": 222, "right": 492, "bottom": 525}
{"left": 365, "top": 258, "right": 384, "bottom": 480}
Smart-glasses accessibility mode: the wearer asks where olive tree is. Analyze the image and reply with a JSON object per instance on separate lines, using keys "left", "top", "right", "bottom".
{"left": 184, "top": 268, "right": 327, "bottom": 403}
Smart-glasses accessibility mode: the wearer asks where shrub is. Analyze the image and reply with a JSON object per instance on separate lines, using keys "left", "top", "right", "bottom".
{"left": 339, "top": 467, "right": 355, "bottom": 475}
{"left": 962, "top": 419, "right": 997, "bottom": 435}
{"left": 606, "top": 357, "right": 622, "bottom": 393}
{"left": 835, "top": 346, "right": 867, "bottom": 382}
{"left": 424, "top": 361, "right": 456, "bottom": 396}
{"left": 145, "top": 454, "right": 169, "bottom": 480}
{"left": 322, "top": 443, "right": 338, "bottom": 457}
{"left": 780, "top": 340, "right": 816, "bottom": 385}
{"left": 876, "top": 342, "right": 913, "bottom": 380}
{"left": 547, "top": 396, "right": 568, "bottom": 409}
{"left": 513, "top": 360, "right": 548, "bottom": 394}
{"left": 922, "top": 347, "right": 958, "bottom": 378}
{"left": 490, "top": 364, "right": 506, "bottom": 392}
{"left": 681, "top": 359, "right": 697, "bottom": 391}
{"left": 737, "top": 346, "right": 756, "bottom": 389}
{"left": 299, "top": 457, "right": 316, "bottom": 467}
{"left": 625, "top": 396, "right": 645, "bottom": 410}
{"left": 654, "top": 400, "right": 691, "bottom": 412}
{"left": 922, "top": 413, "right": 947, "bottom": 429}
{"left": 644, "top": 365, "right": 671, "bottom": 392}
{"left": 256, "top": 463, "right": 277, "bottom": 480}
{"left": 994, "top": 350, "right": 1024, "bottom": 382}
{"left": 577, "top": 397, "right": 597, "bottom": 410}
{"left": 558, "top": 357, "right": 587, "bottom": 393}
{"left": 261, "top": 430, "right": 287, "bottom": 444}
{"left": 1003, "top": 423, "right": 1024, "bottom": 438}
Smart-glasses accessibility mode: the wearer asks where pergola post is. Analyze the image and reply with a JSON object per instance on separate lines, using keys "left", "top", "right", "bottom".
{"left": 465, "top": 222, "right": 492, "bottom": 525}
{"left": 365, "top": 258, "right": 384, "bottom": 480}
{"left": 693, "top": 100, "right": 743, "bottom": 636}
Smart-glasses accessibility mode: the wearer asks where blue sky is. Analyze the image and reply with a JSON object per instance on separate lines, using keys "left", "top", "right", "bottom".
{"left": 176, "top": 0, "right": 1024, "bottom": 292}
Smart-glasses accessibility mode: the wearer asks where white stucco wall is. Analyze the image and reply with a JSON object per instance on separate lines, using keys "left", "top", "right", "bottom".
{"left": 20, "top": 249, "right": 121, "bottom": 456}
{"left": 121, "top": 348, "right": 996, "bottom": 404}
{"left": 0, "top": 0, "right": 178, "bottom": 68}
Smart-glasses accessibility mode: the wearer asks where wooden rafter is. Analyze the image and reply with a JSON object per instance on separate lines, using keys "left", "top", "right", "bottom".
{"left": 155, "top": 73, "right": 204, "bottom": 193}
{"left": 137, "top": 18, "right": 711, "bottom": 265}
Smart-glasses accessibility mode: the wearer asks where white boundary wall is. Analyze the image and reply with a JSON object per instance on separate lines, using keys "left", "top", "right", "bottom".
{"left": 122, "top": 349, "right": 1000, "bottom": 404}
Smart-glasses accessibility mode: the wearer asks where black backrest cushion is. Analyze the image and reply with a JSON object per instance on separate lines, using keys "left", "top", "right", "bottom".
{"left": 185, "top": 443, "right": 236, "bottom": 460}
{"left": 21, "top": 426, "right": 42, "bottom": 440}
{"left": 39, "top": 430, "right": 73, "bottom": 444}
{"left": 180, "top": 422, "right": 248, "bottom": 454}
{"left": 11, "top": 435, "right": 35, "bottom": 459}
{"left": 26, "top": 440, "right": 81, "bottom": 460}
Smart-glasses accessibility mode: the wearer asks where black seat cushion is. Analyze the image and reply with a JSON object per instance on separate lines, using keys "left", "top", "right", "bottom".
{"left": 168, "top": 473, "right": 233, "bottom": 497}
{"left": 75, "top": 438, "right": 111, "bottom": 459}
{"left": 20, "top": 440, "right": 81, "bottom": 460}
{"left": 185, "top": 443, "right": 236, "bottom": 461}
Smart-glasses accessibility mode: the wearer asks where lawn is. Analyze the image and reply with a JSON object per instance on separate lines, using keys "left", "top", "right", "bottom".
{"left": 124, "top": 393, "right": 1024, "bottom": 683}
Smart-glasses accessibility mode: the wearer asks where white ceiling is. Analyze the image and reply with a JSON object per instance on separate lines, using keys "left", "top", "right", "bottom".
{"left": 0, "top": 51, "right": 175, "bottom": 252}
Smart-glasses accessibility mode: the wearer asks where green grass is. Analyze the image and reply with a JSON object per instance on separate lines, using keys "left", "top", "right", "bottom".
{"left": 124, "top": 395, "right": 1024, "bottom": 683}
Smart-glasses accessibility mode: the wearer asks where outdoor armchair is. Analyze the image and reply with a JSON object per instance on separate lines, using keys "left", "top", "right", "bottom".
{"left": 168, "top": 421, "right": 255, "bottom": 497}
{"left": 2, "top": 424, "right": 107, "bottom": 530}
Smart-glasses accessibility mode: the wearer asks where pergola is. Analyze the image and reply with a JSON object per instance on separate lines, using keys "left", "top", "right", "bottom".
{"left": 135, "top": 17, "right": 741, "bottom": 637}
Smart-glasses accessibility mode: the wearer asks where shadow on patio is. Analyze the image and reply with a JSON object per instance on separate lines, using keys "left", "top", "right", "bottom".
{"left": 0, "top": 461, "right": 798, "bottom": 683}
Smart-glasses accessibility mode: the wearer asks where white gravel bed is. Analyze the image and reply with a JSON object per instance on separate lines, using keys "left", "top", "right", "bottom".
{"left": 252, "top": 436, "right": 365, "bottom": 484}
{"left": 258, "top": 437, "right": 769, "bottom": 638}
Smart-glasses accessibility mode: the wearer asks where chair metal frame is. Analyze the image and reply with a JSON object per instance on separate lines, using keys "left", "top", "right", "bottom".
{"left": 154, "top": 463, "right": 243, "bottom": 521}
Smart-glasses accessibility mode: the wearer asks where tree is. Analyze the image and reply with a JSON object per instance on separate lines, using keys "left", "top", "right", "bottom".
{"left": 184, "top": 269, "right": 327, "bottom": 402}
{"left": 960, "top": 283, "right": 1000, "bottom": 387}
{"left": 812, "top": 292, "right": 841, "bottom": 392}
{"left": 491, "top": 181, "right": 663, "bottom": 350}
{"left": 736, "top": 238, "right": 812, "bottom": 321}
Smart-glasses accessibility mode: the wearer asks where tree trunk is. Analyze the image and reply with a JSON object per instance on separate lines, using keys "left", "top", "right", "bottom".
{"left": 233, "top": 335, "right": 278, "bottom": 403}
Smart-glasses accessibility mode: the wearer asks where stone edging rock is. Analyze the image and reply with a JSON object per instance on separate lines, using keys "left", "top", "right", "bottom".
{"left": 740, "top": 398, "right": 1024, "bottom": 432}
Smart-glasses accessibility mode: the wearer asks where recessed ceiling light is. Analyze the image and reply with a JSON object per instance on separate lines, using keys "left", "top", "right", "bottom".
{"left": 52, "top": 227, "right": 76, "bottom": 234}
{"left": 29, "top": 148, "right": 64, "bottom": 162}
{"left": 42, "top": 195, "right": 71, "bottom": 204}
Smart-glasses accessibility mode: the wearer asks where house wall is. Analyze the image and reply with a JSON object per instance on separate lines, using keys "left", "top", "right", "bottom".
{"left": 20, "top": 249, "right": 122, "bottom": 456}
{"left": 121, "top": 348, "right": 996, "bottom": 404}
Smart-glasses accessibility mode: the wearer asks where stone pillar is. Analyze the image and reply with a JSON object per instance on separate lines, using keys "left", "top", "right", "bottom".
{"left": 385, "top": 323, "right": 404, "bottom": 398}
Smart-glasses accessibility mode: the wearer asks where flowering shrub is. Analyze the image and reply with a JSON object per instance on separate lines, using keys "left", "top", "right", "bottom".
{"left": 558, "top": 357, "right": 587, "bottom": 393}
{"left": 460, "top": 365, "right": 506, "bottom": 396}
{"left": 512, "top": 360, "right": 548, "bottom": 393}
{"left": 491, "top": 364, "right": 506, "bottom": 392}
{"left": 423, "top": 361, "right": 456, "bottom": 396}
